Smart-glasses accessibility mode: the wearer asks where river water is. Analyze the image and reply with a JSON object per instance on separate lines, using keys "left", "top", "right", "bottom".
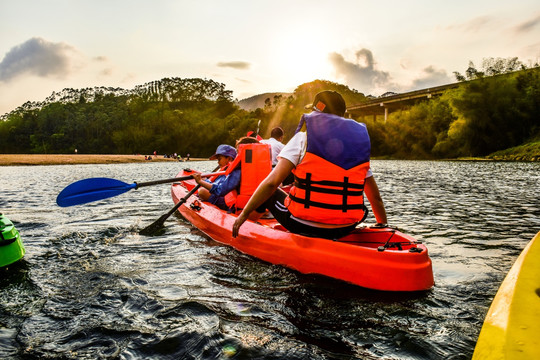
{"left": 0, "top": 160, "right": 538, "bottom": 359}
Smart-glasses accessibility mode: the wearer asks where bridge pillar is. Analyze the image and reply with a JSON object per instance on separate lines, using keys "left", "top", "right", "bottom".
{"left": 380, "top": 103, "right": 388, "bottom": 122}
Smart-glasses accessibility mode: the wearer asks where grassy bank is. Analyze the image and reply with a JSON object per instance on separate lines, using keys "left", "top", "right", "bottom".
{"left": 0, "top": 154, "right": 202, "bottom": 166}
{"left": 485, "top": 140, "right": 540, "bottom": 161}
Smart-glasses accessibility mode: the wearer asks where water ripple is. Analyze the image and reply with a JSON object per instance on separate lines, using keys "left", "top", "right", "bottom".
{"left": 1, "top": 160, "right": 538, "bottom": 359}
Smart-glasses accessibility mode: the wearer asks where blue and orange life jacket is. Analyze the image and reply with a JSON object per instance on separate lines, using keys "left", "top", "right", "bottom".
{"left": 224, "top": 143, "right": 272, "bottom": 210}
{"left": 285, "top": 112, "right": 371, "bottom": 225}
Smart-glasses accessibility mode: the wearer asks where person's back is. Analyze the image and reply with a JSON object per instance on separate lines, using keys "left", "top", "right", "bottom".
{"left": 261, "top": 127, "right": 285, "bottom": 166}
{"left": 225, "top": 141, "right": 272, "bottom": 211}
{"left": 285, "top": 110, "right": 371, "bottom": 225}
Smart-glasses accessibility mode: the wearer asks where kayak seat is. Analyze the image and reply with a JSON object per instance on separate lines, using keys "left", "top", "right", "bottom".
{"left": 227, "top": 143, "right": 272, "bottom": 211}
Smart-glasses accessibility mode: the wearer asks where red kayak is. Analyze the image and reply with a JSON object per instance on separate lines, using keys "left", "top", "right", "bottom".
{"left": 171, "top": 170, "right": 434, "bottom": 292}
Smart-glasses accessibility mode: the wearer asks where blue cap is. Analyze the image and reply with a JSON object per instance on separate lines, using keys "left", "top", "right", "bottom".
{"left": 209, "top": 144, "right": 237, "bottom": 160}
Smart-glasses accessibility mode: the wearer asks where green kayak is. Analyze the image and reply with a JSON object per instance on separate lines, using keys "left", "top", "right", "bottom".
{"left": 0, "top": 213, "right": 25, "bottom": 267}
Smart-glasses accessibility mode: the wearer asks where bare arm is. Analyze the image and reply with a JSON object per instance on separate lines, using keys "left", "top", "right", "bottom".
{"left": 232, "top": 158, "right": 294, "bottom": 237}
{"left": 364, "top": 176, "right": 388, "bottom": 224}
{"left": 192, "top": 173, "right": 212, "bottom": 191}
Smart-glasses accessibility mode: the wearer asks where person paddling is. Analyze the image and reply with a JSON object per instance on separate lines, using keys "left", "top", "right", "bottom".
{"left": 192, "top": 144, "right": 239, "bottom": 211}
{"left": 232, "top": 90, "right": 387, "bottom": 240}
{"left": 193, "top": 137, "right": 263, "bottom": 213}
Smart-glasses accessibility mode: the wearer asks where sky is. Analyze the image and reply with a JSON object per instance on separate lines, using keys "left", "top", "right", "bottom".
{"left": 1, "top": 0, "right": 539, "bottom": 115}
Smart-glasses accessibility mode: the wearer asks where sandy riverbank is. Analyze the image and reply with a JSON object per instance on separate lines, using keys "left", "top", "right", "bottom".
{"left": 0, "top": 154, "right": 203, "bottom": 166}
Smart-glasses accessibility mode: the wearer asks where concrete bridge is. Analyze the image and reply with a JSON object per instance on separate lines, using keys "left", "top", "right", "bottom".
{"left": 347, "top": 82, "right": 460, "bottom": 121}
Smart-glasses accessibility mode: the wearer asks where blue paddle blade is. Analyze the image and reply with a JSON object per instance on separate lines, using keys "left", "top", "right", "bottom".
{"left": 56, "top": 177, "right": 137, "bottom": 207}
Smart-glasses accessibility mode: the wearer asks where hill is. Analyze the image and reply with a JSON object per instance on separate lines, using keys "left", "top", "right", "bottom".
{"left": 237, "top": 92, "right": 292, "bottom": 111}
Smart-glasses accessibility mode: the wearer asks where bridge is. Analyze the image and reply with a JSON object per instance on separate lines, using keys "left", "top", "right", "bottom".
{"left": 347, "top": 82, "right": 460, "bottom": 121}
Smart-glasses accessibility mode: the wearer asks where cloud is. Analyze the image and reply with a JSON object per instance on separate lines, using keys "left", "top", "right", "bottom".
{"left": 0, "top": 37, "right": 80, "bottom": 82}
{"left": 234, "top": 77, "right": 251, "bottom": 83}
{"left": 409, "top": 66, "right": 453, "bottom": 90}
{"left": 445, "top": 16, "right": 495, "bottom": 33}
{"left": 514, "top": 13, "right": 540, "bottom": 33}
{"left": 328, "top": 49, "right": 393, "bottom": 93}
{"left": 217, "top": 61, "right": 251, "bottom": 70}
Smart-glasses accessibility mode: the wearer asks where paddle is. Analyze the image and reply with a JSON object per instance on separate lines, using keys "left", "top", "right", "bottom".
{"left": 139, "top": 165, "right": 221, "bottom": 236}
{"left": 56, "top": 170, "right": 225, "bottom": 207}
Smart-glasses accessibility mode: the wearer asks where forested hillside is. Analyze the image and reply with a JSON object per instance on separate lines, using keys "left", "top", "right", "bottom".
{"left": 237, "top": 92, "right": 292, "bottom": 111}
{"left": 1, "top": 59, "right": 538, "bottom": 160}
{"left": 364, "top": 63, "right": 539, "bottom": 159}
{"left": 0, "top": 78, "right": 260, "bottom": 156}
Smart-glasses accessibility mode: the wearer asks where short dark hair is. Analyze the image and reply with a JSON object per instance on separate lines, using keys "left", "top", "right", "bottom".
{"left": 311, "top": 90, "right": 346, "bottom": 117}
{"left": 236, "top": 136, "right": 259, "bottom": 148}
{"left": 270, "top": 127, "right": 284, "bottom": 139}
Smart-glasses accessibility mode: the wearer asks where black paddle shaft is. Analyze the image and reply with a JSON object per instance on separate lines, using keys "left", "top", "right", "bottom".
{"left": 139, "top": 184, "right": 201, "bottom": 235}
{"left": 134, "top": 170, "right": 225, "bottom": 189}
{"left": 139, "top": 165, "right": 221, "bottom": 235}
{"left": 134, "top": 175, "right": 193, "bottom": 189}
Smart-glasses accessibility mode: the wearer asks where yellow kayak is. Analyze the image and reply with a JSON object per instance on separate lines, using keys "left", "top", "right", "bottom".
{"left": 472, "top": 231, "right": 540, "bottom": 359}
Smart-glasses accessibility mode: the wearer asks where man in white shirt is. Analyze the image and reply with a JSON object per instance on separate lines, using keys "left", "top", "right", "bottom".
{"left": 260, "top": 127, "right": 285, "bottom": 166}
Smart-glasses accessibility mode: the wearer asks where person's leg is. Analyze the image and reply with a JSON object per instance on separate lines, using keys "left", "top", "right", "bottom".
{"left": 198, "top": 188, "right": 211, "bottom": 201}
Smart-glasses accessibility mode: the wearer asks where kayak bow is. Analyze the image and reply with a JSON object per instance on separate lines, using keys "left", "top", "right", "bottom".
{"left": 0, "top": 214, "right": 25, "bottom": 268}
{"left": 472, "top": 231, "right": 540, "bottom": 359}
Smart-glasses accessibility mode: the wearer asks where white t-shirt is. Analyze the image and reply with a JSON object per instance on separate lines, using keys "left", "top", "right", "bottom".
{"left": 261, "top": 137, "right": 285, "bottom": 165}
{"left": 278, "top": 132, "right": 373, "bottom": 177}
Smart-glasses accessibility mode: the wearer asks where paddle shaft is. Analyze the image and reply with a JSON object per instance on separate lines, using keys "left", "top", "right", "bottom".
{"left": 163, "top": 184, "right": 200, "bottom": 219}
{"left": 139, "top": 165, "right": 221, "bottom": 235}
{"left": 135, "top": 171, "right": 225, "bottom": 189}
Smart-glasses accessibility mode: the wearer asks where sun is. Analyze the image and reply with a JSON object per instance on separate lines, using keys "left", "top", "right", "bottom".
{"left": 271, "top": 29, "right": 334, "bottom": 84}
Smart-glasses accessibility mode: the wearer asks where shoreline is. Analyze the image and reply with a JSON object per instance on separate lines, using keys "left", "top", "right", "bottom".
{"left": 0, "top": 154, "right": 204, "bottom": 166}
{"left": 1, "top": 154, "right": 537, "bottom": 166}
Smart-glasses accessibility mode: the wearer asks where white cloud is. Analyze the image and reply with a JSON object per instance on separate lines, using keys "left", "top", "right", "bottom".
{"left": 514, "top": 13, "right": 540, "bottom": 33}
{"left": 328, "top": 48, "right": 395, "bottom": 94}
{"left": 0, "top": 37, "right": 81, "bottom": 82}
{"left": 409, "top": 66, "right": 453, "bottom": 90}
{"left": 217, "top": 61, "right": 251, "bottom": 70}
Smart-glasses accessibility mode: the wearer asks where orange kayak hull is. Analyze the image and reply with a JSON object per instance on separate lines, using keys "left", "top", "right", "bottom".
{"left": 172, "top": 172, "right": 434, "bottom": 292}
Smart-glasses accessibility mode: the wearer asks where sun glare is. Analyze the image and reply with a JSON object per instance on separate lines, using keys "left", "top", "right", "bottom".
{"left": 272, "top": 30, "right": 334, "bottom": 84}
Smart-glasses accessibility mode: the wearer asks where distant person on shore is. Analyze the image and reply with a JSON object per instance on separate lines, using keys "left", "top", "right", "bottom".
{"left": 232, "top": 90, "right": 387, "bottom": 240}
{"left": 261, "top": 127, "right": 285, "bottom": 166}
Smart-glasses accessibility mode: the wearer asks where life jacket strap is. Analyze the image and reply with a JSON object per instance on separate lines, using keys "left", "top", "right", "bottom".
{"left": 288, "top": 193, "right": 368, "bottom": 211}
{"left": 293, "top": 174, "right": 365, "bottom": 195}
{"left": 291, "top": 173, "right": 367, "bottom": 212}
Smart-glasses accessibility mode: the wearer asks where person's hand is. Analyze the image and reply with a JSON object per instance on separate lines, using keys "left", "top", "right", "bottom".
{"left": 191, "top": 173, "right": 202, "bottom": 184}
{"left": 232, "top": 212, "right": 249, "bottom": 238}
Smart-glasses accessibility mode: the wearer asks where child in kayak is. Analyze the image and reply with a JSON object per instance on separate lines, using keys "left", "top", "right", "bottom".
{"left": 193, "top": 137, "right": 261, "bottom": 212}
{"left": 192, "top": 144, "right": 239, "bottom": 211}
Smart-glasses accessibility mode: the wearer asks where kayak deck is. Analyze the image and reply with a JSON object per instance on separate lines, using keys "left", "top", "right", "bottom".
{"left": 171, "top": 171, "right": 434, "bottom": 292}
{"left": 0, "top": 214, "right": 25, "bottom": 268}
{"left": 473, "top": 231, "right": 540, "bottom": 359}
